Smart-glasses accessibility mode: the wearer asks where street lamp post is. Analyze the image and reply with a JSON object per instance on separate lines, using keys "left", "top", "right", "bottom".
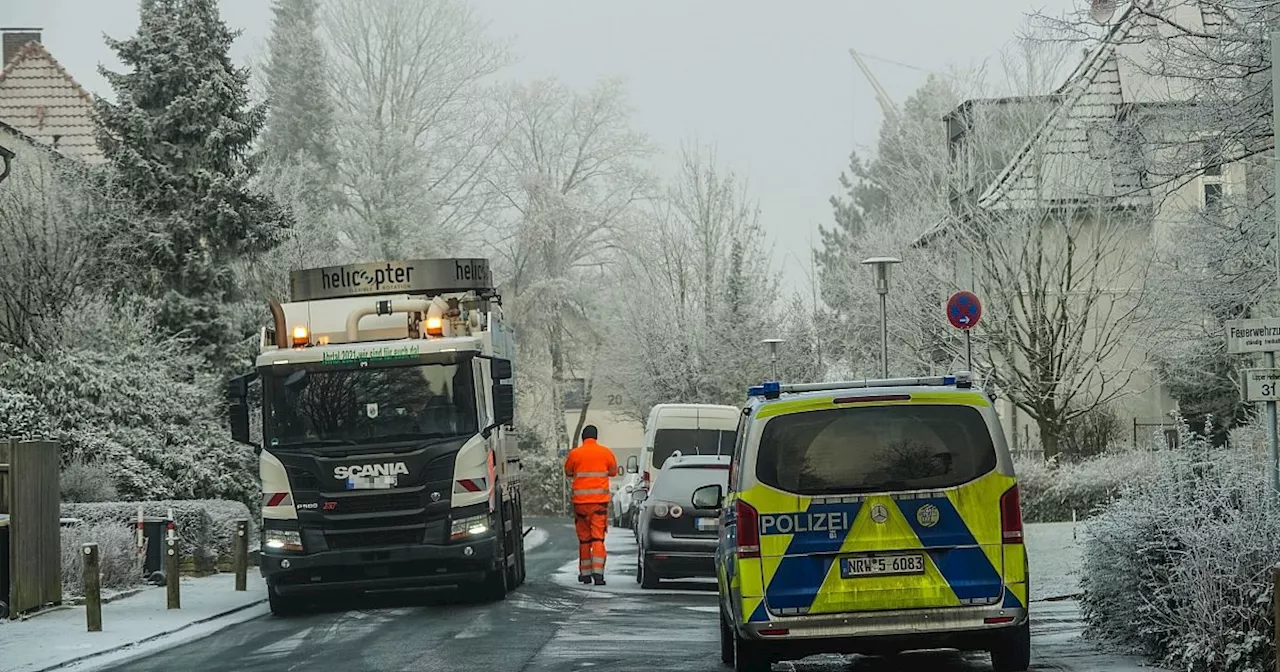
{"left": 861, "top": 256, "right": 901, "bottom": 378}
{"left": 762, "top": 338, "right": 784, "bottom": 381}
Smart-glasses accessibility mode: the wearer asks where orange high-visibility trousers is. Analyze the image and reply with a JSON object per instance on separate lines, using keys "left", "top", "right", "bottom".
{"left": 574, "top": 503, "right": 609, "bottom": 578}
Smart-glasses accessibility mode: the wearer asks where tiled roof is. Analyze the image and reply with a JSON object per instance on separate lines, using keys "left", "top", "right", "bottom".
{"left": 0, "top": 40, "right": 102, "bottom": 164}
{"left": 977, "top": 1, "right": 1223, "bottom": 210}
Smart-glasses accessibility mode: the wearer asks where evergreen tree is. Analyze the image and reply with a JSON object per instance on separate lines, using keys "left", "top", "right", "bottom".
{"left": 94, "top": 0, "right": 289, "bottom": 367}
{"left": 261, "top": 0, "right": 338, "bottom": 213}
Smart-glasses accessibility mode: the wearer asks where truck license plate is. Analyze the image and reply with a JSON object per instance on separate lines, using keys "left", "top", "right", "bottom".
{"left": 839, "top": 553, "right": 926, "bottom": 578}
{"left": 347, "top": 475, "right": 397, "bottom": 490}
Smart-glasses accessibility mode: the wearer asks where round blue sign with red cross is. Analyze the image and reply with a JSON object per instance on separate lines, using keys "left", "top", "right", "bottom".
{"left": 946, "top": 291, "right": 982, "bottom": 330}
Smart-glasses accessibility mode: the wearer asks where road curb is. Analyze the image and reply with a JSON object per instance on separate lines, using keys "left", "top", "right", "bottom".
{"left": 33, "top": 598, "right": 267, "bottom": 672}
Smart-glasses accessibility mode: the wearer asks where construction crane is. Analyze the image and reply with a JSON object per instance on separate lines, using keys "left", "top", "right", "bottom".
{"left": 848, "top": 48, "right": 898, "bottom": 123}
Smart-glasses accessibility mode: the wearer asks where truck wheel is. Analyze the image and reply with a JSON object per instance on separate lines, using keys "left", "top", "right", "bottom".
{"left": 267, "top": 584, "right": 302, "bottom": 617}
{"left": 989, "top": 621, "right": 1031, "bottom": 672}
{"left": 480, "top": 507, "right": 510, "bottom": 601}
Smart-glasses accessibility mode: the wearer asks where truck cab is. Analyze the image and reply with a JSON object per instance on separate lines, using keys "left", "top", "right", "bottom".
{"left": 226, "top": 258, "right": 526, "bottom": 615}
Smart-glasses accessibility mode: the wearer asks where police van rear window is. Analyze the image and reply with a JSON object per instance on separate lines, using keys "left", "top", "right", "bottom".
{"left": 755, "top": 404, "right": 997, "bottom": 496}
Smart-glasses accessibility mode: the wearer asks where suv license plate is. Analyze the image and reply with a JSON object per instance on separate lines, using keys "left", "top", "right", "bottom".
{"left": 695, "top": 517, "right": 718, "bottom": 531}
{"left": 840, "top": 553, "right": 926, "bottom": 578}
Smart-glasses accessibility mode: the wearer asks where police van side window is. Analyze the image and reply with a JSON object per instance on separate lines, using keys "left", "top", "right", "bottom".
{"left": 728, "top": 408, "right": 751, "bottom": 491}
{"left": 755, "top": 404, "right": 997, "bottom": 495}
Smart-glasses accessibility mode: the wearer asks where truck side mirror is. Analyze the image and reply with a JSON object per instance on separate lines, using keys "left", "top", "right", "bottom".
{"left": 492, "top": 382, "right": 515, "bottom": 427}
{"left": 626, "top": 455, "right": 638, "bottom": 474}
{"left": 490, "top": 358, "right": 513, "bottom": 381}
{"left": 226, "top": 373, "right": 255, "bottom": 446}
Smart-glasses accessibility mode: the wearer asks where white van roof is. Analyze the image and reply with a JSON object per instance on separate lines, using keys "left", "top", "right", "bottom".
{"left": 646, "top": 403, "right": 741, "bottom": 431}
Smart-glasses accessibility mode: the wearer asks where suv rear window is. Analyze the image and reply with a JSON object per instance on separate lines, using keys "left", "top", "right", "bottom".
{"left": 652, "top": 428, "right": 736, "bottom": 468}
{"left": 653, "top": 464, "right": 730, "bottom": 498}
{"left": 755, "top": 404, "right": 997, "bottom": 496}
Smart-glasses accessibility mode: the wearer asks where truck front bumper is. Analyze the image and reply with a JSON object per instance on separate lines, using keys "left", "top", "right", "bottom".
{"left": 263, "top": 536, "right": 499, "bottom": 596}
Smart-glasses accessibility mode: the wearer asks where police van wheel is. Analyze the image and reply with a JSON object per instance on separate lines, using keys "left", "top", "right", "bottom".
{"left": 732, "top": 630, "right": 770, "bottom": 672}
{"left": 989, "top": 621, "right": 1031, "bottom": 672}
{"left": 718, "top": 610, "right": 734, "bottom": 665}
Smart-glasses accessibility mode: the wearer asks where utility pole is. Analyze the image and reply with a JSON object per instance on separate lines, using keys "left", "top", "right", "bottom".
{"left": 862, "top": 257, "right": 901, "bottom": 378}
{"left": 1269, "top": 28, "right": 1280, "bottom": 497}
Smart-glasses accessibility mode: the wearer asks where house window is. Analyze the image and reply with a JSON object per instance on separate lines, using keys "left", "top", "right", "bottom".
{"left": 1199, "top": 138, "right": 1226, "bottom": 210}
{"left": 562, "top": 378, "right": 586, "bottom": 410}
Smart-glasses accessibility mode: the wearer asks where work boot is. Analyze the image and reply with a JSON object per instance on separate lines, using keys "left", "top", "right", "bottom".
{"left": 592, "top": 573, "right": 606, "bottom": 586}
{"left": 579, "top": 575, "right": 592, "bottom": 584}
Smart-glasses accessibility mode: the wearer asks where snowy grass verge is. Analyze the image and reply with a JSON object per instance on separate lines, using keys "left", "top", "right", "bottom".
{"left": 1080, "top": 443, "right": 1280, "bottom": 672}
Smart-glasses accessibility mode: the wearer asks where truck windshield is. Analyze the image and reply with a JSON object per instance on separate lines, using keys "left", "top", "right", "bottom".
{"left": 264, "top": 361, "right": 478, "bottom": 448}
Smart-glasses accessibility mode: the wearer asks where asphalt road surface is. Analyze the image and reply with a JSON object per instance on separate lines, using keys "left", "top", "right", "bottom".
{"left": 99, "top": 517, "right": 1141, "bottom": 672}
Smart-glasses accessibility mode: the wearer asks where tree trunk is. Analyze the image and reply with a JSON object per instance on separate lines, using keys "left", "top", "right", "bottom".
{"left": 571, "top": 376, "right": 594, "bottom": 447}
{"left": 1038, "top": 417, "right": 1061, "bottom": 460}
{"left": 549, "top": 312, "right": 569, "bottom": 452}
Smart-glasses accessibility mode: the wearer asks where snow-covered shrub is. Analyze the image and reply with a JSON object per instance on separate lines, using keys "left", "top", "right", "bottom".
{"left": 0, "top": 300, "right": 257, "bottom": 506}
{"left": 1080, "top": 420, "right": 1280, "bottom": 672}
{"left": 1058, "top": 403, "right": 1124, "bottom": 462}
{"left": 60, "top": 521, "right": 144, "bottom": 597}
{"left": 61, "top": 458, "right": 120, "bottom": 503}
{"left": 1015, "top": 449, "right": 1162, "bottom": 522}
{"left": 62, "top": 500, "right": 253, "bottom": 567}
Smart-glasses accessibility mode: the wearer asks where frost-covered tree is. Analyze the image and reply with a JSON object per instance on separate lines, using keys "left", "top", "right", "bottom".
{"left": 488, "top": 77, "right": 653, "bottom": 450}
{"left": 602, "top": 144, "right": 777, "bottom": 421}
{"left": 93, "top": 0, "right": 289, "bottom": 367}
{"left": 322, "top": 0, "right": 510, "bottom": 260}
{"left": 261, "top": 0, "right": 338, "bottom": 214}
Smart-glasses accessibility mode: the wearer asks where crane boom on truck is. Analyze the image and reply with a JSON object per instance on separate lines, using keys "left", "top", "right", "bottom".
{"left": 225, "top": 258, "right": 525, "bottom": 616}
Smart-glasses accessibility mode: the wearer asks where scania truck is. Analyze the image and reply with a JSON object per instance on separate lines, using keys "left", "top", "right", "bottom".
{"left": 226, "top": 258, "right": 525, "bottom": 615}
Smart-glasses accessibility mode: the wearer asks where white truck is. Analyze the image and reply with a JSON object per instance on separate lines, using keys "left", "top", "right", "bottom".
{"left": 226, "top": 258, "right": 525, "bottom": 616}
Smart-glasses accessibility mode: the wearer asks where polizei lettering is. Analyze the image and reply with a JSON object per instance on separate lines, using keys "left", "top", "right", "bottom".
{"left": 758, "top": 511, "right": 852, "bottom": 536}
{"left": 333, "top": 462, "right": 410, "bottom": 480}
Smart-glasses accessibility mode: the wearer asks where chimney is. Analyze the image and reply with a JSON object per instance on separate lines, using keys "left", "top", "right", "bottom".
{"left": 1, "top": 28, "right": 41, "bottom": 67}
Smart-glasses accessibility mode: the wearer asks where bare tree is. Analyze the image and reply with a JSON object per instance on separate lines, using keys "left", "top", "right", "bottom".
{"left": 322, "top": 0, "right": 511, "bottom": 259}
{"left": 0, "top": 160, "right": 97, "bottom": 353}
{"left": 486, "top": 77, "right": 654, "bottom": 450}
{"left": 602, "top": 143, "right": 777, "bottom": 421}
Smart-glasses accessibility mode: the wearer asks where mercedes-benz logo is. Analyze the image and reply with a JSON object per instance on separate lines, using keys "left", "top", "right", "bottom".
{"left": 870, "top": 504, "right": 889, "bottom": 524}
{"left": 430, "top": 491, "right": 441, "bottom": 502}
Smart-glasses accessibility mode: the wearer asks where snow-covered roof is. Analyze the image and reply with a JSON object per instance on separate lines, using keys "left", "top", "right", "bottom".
{"left": 0, "top": 38, "right": 103, "bottom": 164}
{"left": 978, "top": 1, "right": 1220, "bottom": 210}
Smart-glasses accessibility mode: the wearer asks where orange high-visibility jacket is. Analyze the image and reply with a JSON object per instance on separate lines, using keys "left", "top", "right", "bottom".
{"left": 564, "top": 439, "right": 619, "bottom": 505}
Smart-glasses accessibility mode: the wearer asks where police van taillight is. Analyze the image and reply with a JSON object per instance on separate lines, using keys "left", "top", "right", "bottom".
{"left": 1000, "top": 485, "right": 1024, "bottom": 544}
{"left": 735, "top": 500, "right": 761, "bottom": 558}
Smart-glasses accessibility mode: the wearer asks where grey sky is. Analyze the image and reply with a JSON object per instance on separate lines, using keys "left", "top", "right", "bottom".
{"left": 3, "top": 0, "right": 1077, "bottom": 294}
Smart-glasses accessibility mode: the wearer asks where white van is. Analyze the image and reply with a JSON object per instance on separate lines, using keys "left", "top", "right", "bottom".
{"left": 626, "top": 403, "right": 741, "bottom": 492}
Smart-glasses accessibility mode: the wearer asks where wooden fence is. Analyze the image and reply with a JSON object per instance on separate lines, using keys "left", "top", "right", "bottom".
{"left": 0, "top": 438, "right": 61, "bottom": 617}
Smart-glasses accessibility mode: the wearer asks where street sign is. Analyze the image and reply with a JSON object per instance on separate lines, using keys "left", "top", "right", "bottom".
{"left": 946, "top": 291, "right": 982, "bottom": 330}
{"left": 1226, "top": 317, "right": 1280, "bottom": 354}
{"left": 1245, "top": 369, "right": 1280, "bottom": 402}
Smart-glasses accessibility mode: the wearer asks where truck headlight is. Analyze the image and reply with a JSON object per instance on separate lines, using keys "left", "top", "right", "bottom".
{"left": 450, "top": 514, "right": 491, "bottom": 540}
{"left": 264, "top": 529, "right": 304, "bottom": 552}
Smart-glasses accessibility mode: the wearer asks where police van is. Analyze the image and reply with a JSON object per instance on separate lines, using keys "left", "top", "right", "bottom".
{"left": 698, "top": 373, "right": 1029, "bottom": 672}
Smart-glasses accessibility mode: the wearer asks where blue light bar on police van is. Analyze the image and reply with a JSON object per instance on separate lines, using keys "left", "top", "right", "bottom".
{"left": 747, "top": 381, "right": 782, "bottom": 398}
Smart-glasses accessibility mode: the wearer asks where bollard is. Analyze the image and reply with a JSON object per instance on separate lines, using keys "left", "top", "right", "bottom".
{"left": 165, "top": 516, "right": 180, "bottom": 609}
{"left": 83, "top": 543, "right": 102, "bottom": 632}
{"left": 234, "top": 519, "right": 248, "bottom": 592}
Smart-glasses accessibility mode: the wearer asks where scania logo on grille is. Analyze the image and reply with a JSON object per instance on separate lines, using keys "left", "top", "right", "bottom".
{"left": 333, "top": 462, "right": 410, "bottom": 479}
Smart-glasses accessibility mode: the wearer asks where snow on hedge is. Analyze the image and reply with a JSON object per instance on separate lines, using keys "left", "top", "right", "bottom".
{"left": 1016, "top": 449, "right": 1163, "bottom": 523}
{"left": 60, "top": 521, "right": 144, "bottom": 598}
{"left": 1080, "top": 422, "right": 1280, "bottom": 672}
{"left": 62, "top": 500, "right": 253, "bottom": 563}
{"left": 0, "top": 303, "right": 256, "bottom": 506}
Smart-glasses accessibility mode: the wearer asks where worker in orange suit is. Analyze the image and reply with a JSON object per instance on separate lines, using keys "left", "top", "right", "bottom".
{"left": 564, "top": 425, "right": 619, "bottom": 585}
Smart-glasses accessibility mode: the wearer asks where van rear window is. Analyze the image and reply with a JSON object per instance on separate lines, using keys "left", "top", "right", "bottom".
{"left": 653, "top": 428, "right": 736, "bottom": 468}
{"left": 755, "top": 404, "right": 997, "bottom": 496}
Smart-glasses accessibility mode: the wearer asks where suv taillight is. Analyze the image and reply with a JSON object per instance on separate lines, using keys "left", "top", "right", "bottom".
{"left": 735, "top": 499, "right": 760, "bottom": 558}
{"left": 1000, "top": 485, "right": 1024, "bottom": 544}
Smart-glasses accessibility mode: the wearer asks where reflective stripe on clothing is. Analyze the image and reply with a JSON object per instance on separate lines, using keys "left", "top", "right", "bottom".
{"left": 564, "top": 439, "right": 619, "bottom": 505}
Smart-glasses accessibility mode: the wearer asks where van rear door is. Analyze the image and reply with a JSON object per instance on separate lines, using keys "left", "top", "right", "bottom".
{"left": 752, "top": 396, "right": 1009, "bottom": 617}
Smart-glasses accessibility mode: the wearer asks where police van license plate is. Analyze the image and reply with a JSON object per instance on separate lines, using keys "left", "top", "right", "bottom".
{"left": 840, "top": 553, "right": 925, "bottom": 578}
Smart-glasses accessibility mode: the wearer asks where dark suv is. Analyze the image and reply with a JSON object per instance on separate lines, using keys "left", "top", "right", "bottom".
{"left": 635, "top": 454, "right": 729, "bottom": 588}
